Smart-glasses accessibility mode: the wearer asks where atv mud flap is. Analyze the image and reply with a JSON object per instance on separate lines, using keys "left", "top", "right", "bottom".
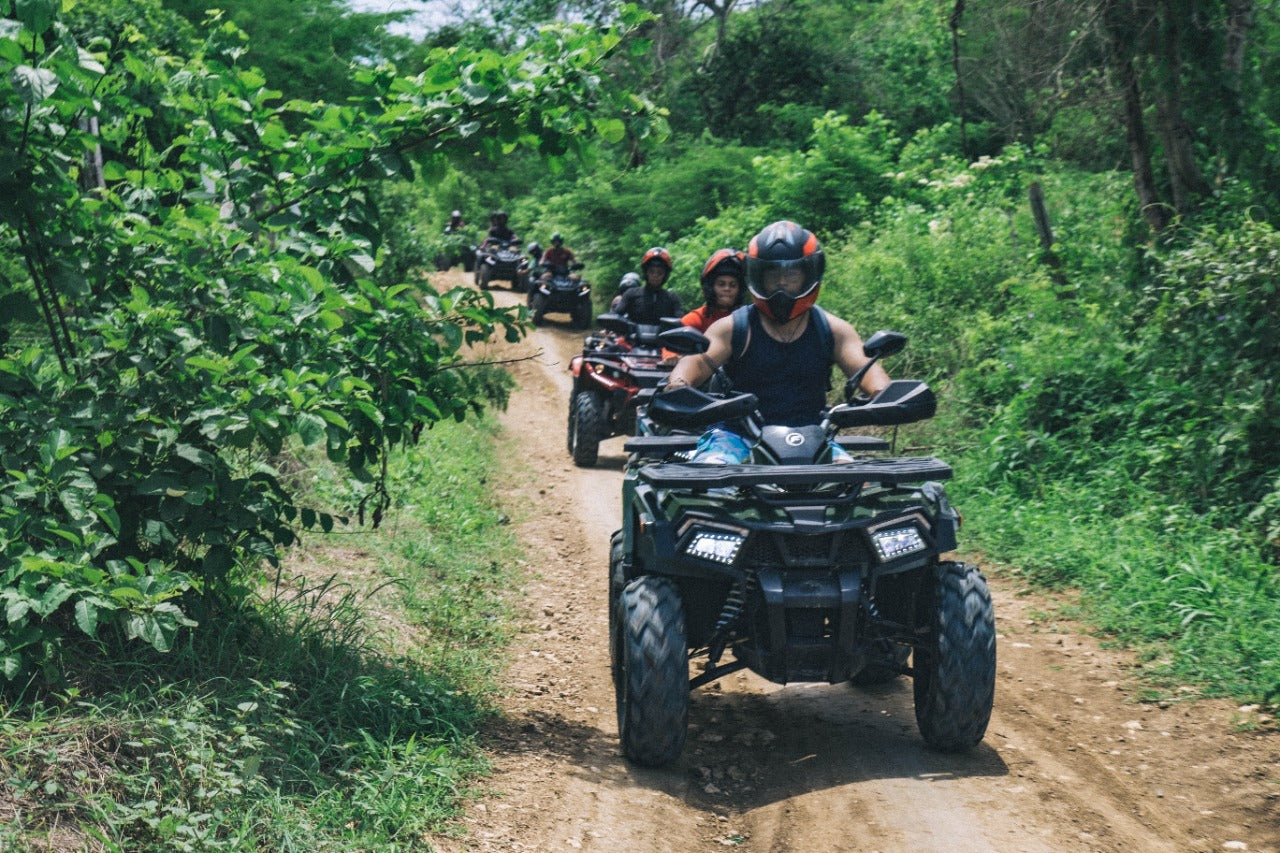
{"left": 741, "top": 567, "right": 869, "bottom": 684}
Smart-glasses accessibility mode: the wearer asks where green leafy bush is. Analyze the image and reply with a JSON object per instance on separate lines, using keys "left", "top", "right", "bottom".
{"left": 753, "top": 111, "right": 898, "bottom": 235}
{"left": 0, "top": 0, "right": 653, "bottom": 680}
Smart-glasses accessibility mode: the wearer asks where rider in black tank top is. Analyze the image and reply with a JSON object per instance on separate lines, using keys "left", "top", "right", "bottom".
{"left": 724, "top": 306, "right": 832, "bottom": 426}
{"left": 661, "top": 221, "right": 892, "bottom": 464}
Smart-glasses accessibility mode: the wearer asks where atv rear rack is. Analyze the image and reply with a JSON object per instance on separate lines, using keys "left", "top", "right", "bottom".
{"left": 635, "top": 457, "right": 952, "bottom": 489}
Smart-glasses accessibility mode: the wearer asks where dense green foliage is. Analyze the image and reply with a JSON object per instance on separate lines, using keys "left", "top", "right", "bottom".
{"left": 3, "top": 0, "right": 1280, "bottom": 840}
{"left": 0, "top": 416, "right": 521, "bottom": 849}
{"left": 0, "top": 0, "right": 657, "bottom": 680}
{"left": 162, "top": 0, "right": 415, "bottom": 103}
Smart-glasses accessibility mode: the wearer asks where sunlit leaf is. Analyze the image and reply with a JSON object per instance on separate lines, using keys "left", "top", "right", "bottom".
{"left": 9, "top": 65, "right": 58, "bottom": 105}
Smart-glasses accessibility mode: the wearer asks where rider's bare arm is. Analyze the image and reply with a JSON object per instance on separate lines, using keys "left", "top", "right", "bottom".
{"left": 666, "top": 315, "right": 734, "bottom": 389}
{"left": 829, "top": 315, "right": 891, "bottom": 395}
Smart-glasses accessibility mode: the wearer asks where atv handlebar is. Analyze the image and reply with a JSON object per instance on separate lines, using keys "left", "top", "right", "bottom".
{"left": 594, "top": 313, "right": 684, "bottom": 348}
{"left": 647, "top": 386, "right": 759, "bottom": 431}
{"left": 649, "top": 378, "right": 936, "bottom": 434}
{"left": 658, "top": 326, "right": 710, "bottom": 356}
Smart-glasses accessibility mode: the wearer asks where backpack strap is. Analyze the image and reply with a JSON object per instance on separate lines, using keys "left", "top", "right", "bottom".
{"left": 730, "top": 305, "right": 753, "bottom": 360}
{"left": 810, "top": 306, "right": 834, "bottom": 362}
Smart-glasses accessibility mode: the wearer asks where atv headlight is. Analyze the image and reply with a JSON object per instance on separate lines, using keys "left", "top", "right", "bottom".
{"left": 683, "top": 529, "right": 745, "bottom": 565}
{"left": 870, "top": 526, "right": 926, "bottom": 562}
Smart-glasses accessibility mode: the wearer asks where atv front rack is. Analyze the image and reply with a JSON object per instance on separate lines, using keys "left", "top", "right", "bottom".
{"left": 635, "top": 456, "right": 952, "bottom": 489}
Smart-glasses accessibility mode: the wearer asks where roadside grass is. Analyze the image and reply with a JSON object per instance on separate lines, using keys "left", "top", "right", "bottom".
{"left": 949, "top": 464, "right": 1280, "bottom": 709}
{"left": 0, "top": 415, "right": 521, "bottom": 851}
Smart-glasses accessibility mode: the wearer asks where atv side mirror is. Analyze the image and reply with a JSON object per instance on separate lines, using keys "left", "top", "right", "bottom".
{"left": 862, "top": 330, "right": 907, "bottom": 360}
{"left": 659, "top": 326, "right": 710, "bottom": 355}
{"left": 570, "top": 261, "right": 585, "bottom": 271}
{"left": 658, "top": 316, "right": 685, "bottom": 330}
{"left": 827, "top": 380, "right": 936, "bottom": 429}
{"left": 844, "top": 330, "right": 908, "bottom": 402}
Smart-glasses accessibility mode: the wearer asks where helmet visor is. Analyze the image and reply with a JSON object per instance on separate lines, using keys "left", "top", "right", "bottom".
{"left": 746, "top": 254, "right": 822, "bottom": 299}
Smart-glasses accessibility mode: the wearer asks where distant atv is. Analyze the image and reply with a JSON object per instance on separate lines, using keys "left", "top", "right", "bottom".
{"left": 530, "top": 262, "right": 593, "bottom": 329}
{"left": 609, "top": 330, "right": 996, "bottom": 767}
{"left": 475, "top": 239, "right": 531, "bottom": 292}
{"left": 434, "top": 230, "right": 476, "bottom": 272}
{"left": 566, "top": 313, "right": 681, "bottom": 467}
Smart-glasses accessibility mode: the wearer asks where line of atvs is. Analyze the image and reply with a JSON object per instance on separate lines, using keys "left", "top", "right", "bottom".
{"left": 470, "top": 239, "right": 593, "bottom": 329}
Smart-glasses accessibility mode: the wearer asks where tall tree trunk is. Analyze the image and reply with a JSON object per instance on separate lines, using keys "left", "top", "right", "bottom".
{"left": 1221, "top": 0, "right": 1254, "bottom": 169}
{"left": 1122, "top": 70, "right": 1170, "bottom": 232}
{"left": 1153, "top": 0, "right": 1213, "bottom": 214}
{"left": 1154, "top": 93, "right": 1212, "bottom": 214}
{"left": 950, "top": 0, "right": 969, "bottom": 160}
{"left": 1109, "top": 44, "right": 1170, "bottom": 230}
{"left": 1102, "top": 0, "right": 1169, "bottom": 232}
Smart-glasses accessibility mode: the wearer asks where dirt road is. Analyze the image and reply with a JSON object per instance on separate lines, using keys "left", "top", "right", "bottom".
{"left": 436, "top": 272, "right": 1279, "bottom": 852}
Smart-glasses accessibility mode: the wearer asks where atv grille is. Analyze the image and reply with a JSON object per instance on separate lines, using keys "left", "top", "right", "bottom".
{"left": 740, "top": 531, "right": 869, "bottom": 570}
{"left": 781, "top": 534, "right": 835, "bottom": 565}
{"left": 740, "top": 536, "right": 783, "bottom": 566}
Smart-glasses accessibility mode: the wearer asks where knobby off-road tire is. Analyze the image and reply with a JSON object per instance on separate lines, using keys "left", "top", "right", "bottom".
{"left": 613, "top": 576, "right": 688, "bottom": 767}
{"left": 608, "top": 530, "right": 626, "bottom": 688}
{"left": 571, "top": 299, "right": 593, "bottom": 330}
{"left": 566, "top": 390, "right": 576, "bottom": 453}
{"left": 530, "top": 292, "right": 548, "bottom": 326}
{"left": 913, "top": 561, "right": 996, "bottom": 751}
{"left": 569, "top": 390, "right": 606, "bottom": 467}
{"left": 479, "top": 265, "right": 493, "bottom": 290}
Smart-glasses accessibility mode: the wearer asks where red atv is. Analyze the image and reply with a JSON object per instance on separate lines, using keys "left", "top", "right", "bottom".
{"left": 567, "top": 313, "right": 682, "bottom": 467}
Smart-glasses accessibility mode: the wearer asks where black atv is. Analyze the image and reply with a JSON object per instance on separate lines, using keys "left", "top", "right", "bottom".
{"left": 434, "top": 229, "right": 476, "bottom": 272}
{"left": 566, "top": 313, "right": 681, "bottom": 467}
{"left": 475, "top": 239, "right": 531, "bottom": 292}
{"left": 529, "top": 262, "right": 593, "bottom": 329}
{"left": 609, "top": 331, "right": 996, "bottom": 767}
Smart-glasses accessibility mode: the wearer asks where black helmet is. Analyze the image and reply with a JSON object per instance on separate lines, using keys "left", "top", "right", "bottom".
{"left": 551, "top": 232, "right": 563, "bottom": 245}
{"left": 490, "top": 209, "right": 507, "bottom": 223}
{"left": 700, "top": 248, "right": 746, "bottom": 306}
{"left": 617, "top": 272, "right": 642, "bottom": 294}
{"left": 744, "top": 221, "right": 824, "bottom": 322}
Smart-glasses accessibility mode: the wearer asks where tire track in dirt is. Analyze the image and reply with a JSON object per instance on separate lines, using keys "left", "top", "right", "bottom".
{"left": 435, "top": 273, "right": 1280, "bottom": 853}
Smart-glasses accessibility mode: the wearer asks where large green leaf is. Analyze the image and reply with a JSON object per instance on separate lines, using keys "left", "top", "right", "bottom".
{"left": 9, "top": 65, "right": 59, "bottom": 105}
{"left": 14, "top": 0, "right": 57, "bottom": 34}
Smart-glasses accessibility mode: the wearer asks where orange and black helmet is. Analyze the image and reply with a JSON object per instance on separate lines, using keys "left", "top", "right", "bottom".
{"left": 745, "top": 221, "right": 824, "bottom": 322}
{"left": 699, "top": 248, "right": 746, "bottom": 305}
{"left": 641, "top": 246, "right": 671, "bottom": 270}
{"left": 640, "top": 247, "right": 672, "bottom": 285}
